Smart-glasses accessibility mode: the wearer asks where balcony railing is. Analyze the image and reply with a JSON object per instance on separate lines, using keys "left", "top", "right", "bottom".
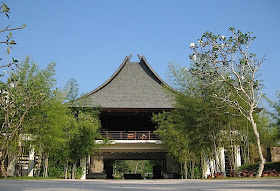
{"left": 100, "top": 131, "right": 159, "bottom": 140}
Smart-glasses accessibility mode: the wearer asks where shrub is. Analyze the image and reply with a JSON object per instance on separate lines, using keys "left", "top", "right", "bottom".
{"left": 238, "top": 162, "right": 280, "bottom": 174}
{"left": 48, "top": 166, "right": 84, "bottom": 179}
{"left": 48, "top": 166, "right": 64, "bottom": 178}
{"left": 75, "top": 166, "right": 84, "bottom": 179}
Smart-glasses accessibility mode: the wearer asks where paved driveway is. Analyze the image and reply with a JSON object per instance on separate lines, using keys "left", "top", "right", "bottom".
{"left": 0, "top": 179, "right": 279, "bottom": 191}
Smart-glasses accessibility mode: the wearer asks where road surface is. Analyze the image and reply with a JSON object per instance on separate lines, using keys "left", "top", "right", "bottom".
{"left": 0, "top": 178, "right": 279, "bottom": 191}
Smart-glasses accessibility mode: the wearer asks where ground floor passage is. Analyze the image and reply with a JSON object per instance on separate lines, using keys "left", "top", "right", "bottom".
{"left": 86, "top": 151, "right": 180, "bottom": 179}
{"left": 5, "top": 141, "right": 241, "bottom": 179}
{"left": 0, "top": 179, "right": 279, "bottom": 191}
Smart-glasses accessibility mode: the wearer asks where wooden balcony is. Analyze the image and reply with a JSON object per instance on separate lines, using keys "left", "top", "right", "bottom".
{"left": 99, "top": 131, "right": 159, "bottom": 140}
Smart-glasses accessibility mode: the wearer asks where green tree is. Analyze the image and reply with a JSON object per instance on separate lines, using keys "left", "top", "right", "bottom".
{"left": 112, "top": 160, "right": 154, "bottom": 178}
{"left": 23, "top": 78, "right": 101, "bottom": 179}
{"left": 69, "top": 111, "right": 101, "bottom": 179}
{"left": 64, "top": 78, "right": 79, "bottom": 104}
{"left": 24, "top": 91, "right": 71, "bottom": 177}
{"left": 265, "top": 92, "right": 280, "bottom": 146}
{"left": 153, "top": 63, "right": 230, "bottom": 178}
{"left": 0, "top": 57, "right": 56, "bottom": 177}
{"left": 112, "top": 160, "right": 129, "bottom": 178}
{"left": 63, "top": 78, "right": 101, "bottom": 179}
{"left": 153, "top": 111, "right": 190, "bottom": 179}
{"left": 189, "top": 27, "right": 265, "bottom": 177}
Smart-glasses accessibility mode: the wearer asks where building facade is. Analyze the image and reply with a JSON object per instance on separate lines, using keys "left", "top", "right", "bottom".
{"left": 76, "top": 54, "right": 177, "bottom": 179}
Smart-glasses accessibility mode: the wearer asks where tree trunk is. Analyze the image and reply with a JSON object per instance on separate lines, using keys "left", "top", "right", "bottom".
{"left": 191, "top": 160, "right": 195, "bottom": 179}
{"left": 72, "top": 162, "right": 76, "bottom": 179}
{"left": 36, "top": 151, "right": 42, "bottom": 177}
{"left": 0, "top": 158, "right": 6, "bottom": 177}
{"left": 250, "top": 113, "right": 265, "bottom": 177}
{"left": 0, "top": 148, "right": 8, "bottom": 177}
{"left": 181, "top": 163, "right": 183, "bottom": 179}
{"left": 134, "top": 162, "right": 138, "bottom": 174}
{"left": 64, "top": 161, "right": 68, "bottom": 179}
{"left": 43, "top": 153, "right": 49, "bottom": 177}
{"left": 201, "top": 155, "right": 207, "bottom": 179}
{"left": 184, "top": 159, "right": 188, "bottom": 179}
{"left": 18, "top": 146, "right": 23, "bottom": 176}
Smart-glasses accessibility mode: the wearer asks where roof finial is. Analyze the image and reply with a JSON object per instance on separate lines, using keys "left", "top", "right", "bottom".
{"left": 127, "top": 54, "right": 133, "bottom": 63}
{"left": 137, "top": 54, "right": 142, "bottom": 60}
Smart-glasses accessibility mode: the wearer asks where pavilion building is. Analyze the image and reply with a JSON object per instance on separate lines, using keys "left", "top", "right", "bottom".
{"left": 76, "top": 54, "right": 178, "bottom": 179}
{"left": 75, "top": 54, "right": 242, "bottom": 179}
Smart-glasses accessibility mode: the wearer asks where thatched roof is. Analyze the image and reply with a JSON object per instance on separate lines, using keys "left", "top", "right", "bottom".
{"left": 76, "top": 54, "right": 174, "bottom": 110}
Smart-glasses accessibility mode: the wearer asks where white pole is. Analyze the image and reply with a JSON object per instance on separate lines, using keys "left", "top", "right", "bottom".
{"left": 80, "top": 158, "right": 87, "bottom": 179}
{"left": 219, "top": 147, "right": 226, "bottom": 176}
{"left": 235, "top": 146, "right": 242, "bottom": 168}
{"left": 28, "top": 148, "right": 35, "bottom": 177}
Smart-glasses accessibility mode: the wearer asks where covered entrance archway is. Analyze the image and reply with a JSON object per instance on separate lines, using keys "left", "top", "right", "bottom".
{"left": 103, "top": 152, "right": 166, "bottom": 179}
{"left": 87, "top": 137, "right": 179, "bottom": 179}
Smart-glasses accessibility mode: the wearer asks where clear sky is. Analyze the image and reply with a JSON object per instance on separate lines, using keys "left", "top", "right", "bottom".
{"left": 5, "top": 0, "right": 280, "bottom": 102}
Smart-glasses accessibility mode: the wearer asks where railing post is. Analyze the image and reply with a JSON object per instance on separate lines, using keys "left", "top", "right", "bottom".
{"left": 148, "top": 131, "right": 150, "bottom": 140}
{"left": 120, "top": 132, "right": 122, "bottom": 140}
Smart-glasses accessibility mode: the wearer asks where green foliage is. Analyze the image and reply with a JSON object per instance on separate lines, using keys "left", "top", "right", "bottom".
{"left": 153, "top": 63, "right": 234, "bottom": 177}
{"left": 26, "top": 92, "right": 68, "bottom": 144}
{"left": 186, "top": 166, "right": 202, "bottom": 179}
{"left": 0, "top": 57, "right": 56, "bottom": 175}
{"left": 273, "top": 92, "right": 280, "bottom": 127}
{"left": 189, "top": 27, "right": 266, "bottom": 177}
{"left": 75, "top": 167, "right": 84, "bottom": 179}
{"left": 24, "top": 78, "right": 101, "bottom": 177}
{"left": 155, "top": 28, "right": 268, "bottom": 177}
{"left": 112, "top": 160, "right": 156, "bottom": 178}
{"left": 255, "top": 111, "right": 279, "bottom": 147}
{"left": 47, "top": 165, "right": 83, "bottom": 179}
{"left": 64, "top": 78, "right": 79, "bottom": 103}
{"left": 265, "top": 91, "right": 280, "bottom": 145}
{"left": 69, "top": 111, "right": 101, "bottom": 163}
{"left": 238, "top": 162, "right": 280, "bottom": 173}
{"left": 24, "top": 90, "right": 72, "bottom": 171}
{"left": 153, "top": 90, "right": 230, "bottom": 169}
{"left": 113, "top": 160, "right": 129, "bottom": 177}
{"left": 48, "top": 166, "right": 64, "bottom": 178}
{"left": 190, "top": 27, "right": 263, "bottom": 117}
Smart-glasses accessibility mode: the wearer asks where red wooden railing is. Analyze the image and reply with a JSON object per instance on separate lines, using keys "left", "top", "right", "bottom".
{"left": 99, "top": 131, "right": 159, "bottom": 140}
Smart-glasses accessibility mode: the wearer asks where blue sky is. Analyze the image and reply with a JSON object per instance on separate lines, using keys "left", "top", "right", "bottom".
{"left": 5, "top": 0, "right": 280, "bottom": 102}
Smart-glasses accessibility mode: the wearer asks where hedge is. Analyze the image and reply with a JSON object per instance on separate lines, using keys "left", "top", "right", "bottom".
{"left": 48, "top": 166, "right": 84, "bottom": 179}
{"left": 238, "top": 162, "right": 280, "bottom": 173}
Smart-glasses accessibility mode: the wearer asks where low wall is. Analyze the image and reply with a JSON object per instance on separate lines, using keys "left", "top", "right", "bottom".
{"left": 268, "top": 147, "right": 280, "bottom": 162}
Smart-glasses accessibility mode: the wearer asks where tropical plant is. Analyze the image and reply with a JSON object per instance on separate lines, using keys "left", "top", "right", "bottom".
{"left": 189, "top": 27, "right": 266, "bottom": 177}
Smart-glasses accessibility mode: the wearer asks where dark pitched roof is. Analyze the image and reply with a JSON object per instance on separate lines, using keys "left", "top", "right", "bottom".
{"left": 76, "top": 54, "right": 174, "bottom": 109}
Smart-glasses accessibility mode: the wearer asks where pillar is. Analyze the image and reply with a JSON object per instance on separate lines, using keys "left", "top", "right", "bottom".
{"left": 202, "top": 157, "right": 210, "bottom": 178}
{"left": 164, "top": 157, "right": 178, "bottom": 179}
{"left": 90, "top": 156, "right": 104, "bottom": 173}
{"left": 235, "top": 145, "right": 241, "bottom": 168}
{"left": 28, "top": 148, "right": 35, "bottom": 177}
{"left": 219, "top": 147, "right": 226, "bottom": 176}
{"left": 87, "top": 155, "right": 106, "bottom": 179}
{"left": 80, "top": 157, "right": 87, "bottom": 180}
